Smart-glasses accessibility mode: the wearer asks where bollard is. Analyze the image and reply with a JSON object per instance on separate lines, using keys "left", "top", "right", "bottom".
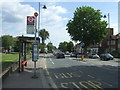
{"left": 82, "top": 55, "right": 84, "bottom": 61}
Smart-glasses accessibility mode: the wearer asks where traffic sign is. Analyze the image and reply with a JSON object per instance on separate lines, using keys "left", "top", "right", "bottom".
{"left": 80, "top": 43, "right": 85, "bottom": 47}
{"left": 27, "top": 16, "right": 35, "bottom": 24}
{"left": 34, "top": 12, "right": 38, "bottom": 17}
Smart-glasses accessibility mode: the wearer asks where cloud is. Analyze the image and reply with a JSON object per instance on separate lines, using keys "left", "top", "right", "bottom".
{"left": 1, "top": 2, "right": 36, "bottom": 23}
{"left": 39, "top": 5, "right": 70, "bottom": 46}
{"left": 1, "top": 2, "right": 70, "bottom": 47}
{"left": 111, "top": 23, "right": 118, "bottom": 35}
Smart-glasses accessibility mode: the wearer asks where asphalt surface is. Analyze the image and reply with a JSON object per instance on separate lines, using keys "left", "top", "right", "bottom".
{"left": 45, "top": 54, "right": 119, "bottom": 89}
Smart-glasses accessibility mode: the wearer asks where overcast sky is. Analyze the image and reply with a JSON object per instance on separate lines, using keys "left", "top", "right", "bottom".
{"left": 0, "top": 0, "right": 119, "bottom": 47}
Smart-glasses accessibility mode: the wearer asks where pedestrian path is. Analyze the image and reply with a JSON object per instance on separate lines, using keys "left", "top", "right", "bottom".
{"left": 2, "top": 57, "right": 50, "bottom": 89}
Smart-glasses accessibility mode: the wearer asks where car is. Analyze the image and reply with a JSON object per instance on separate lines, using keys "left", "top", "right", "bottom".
{"left": 56, "top": 52, "right": 65, "bottom": 58}
{"left": 89, "top": 54, "right": 99, "bottom": 59}
{"left": 65, "top": 51, "right": 70, "bottom": 55}
{"left": 70, "top": 52, "right": 77, "bottom": 57}
{"left": 99, "top": 53, "right": 114, "bottom": 61}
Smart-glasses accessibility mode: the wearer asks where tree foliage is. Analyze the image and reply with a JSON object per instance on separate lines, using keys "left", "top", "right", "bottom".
{"left": 66, "top": 6, "right": 108, "bottom": 49}
{"left": 39, "top": 29, "right": 49, "bottom": 44}
{"left": 47, "top": 42, "right": 56, "bottom": 52}
{"left": 13, "top": 37, "right": 20, "bottom": 52}
{"left": 2, "top": 35, "right": 14, "bottom": 50}
{"left": 67, "top": 41, "right": 74, "bottom": 52}
{"left": 58, "top": 41, "right": 74, "bottom": 52}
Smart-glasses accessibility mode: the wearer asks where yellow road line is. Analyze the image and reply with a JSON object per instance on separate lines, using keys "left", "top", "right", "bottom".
{"left": 102, "top": 81, "right": 113, "bottom": 87}
{"left": 79, "top": 81, "right": 88, "bottom": 89}
{"left": 88, "top": 81, "right": 103, "bottom": 90}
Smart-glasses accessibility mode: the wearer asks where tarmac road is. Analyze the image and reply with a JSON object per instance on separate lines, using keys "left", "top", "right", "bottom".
{"left": 44, "top": 54, "right": 119, "bottom": 89}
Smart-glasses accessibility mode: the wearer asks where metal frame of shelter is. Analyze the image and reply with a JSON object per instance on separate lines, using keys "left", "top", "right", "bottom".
{"left": 18, "top": 35, "right": 40, "bottom": 72}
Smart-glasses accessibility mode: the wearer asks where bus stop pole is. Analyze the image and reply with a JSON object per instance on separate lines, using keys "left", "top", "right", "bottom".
{"left": 32, "top": 14, "right": 38, "bottom": 79}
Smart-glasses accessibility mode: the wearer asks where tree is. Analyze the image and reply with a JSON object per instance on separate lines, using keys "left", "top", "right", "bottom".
{"left": 39, "top": 29, "right": 49, "bottom": 53}
{"left": 47, "top": 42, "right": 56, "bottom": 53}
{"left": 13, "top": 37, "right": 20, "bottom": 52}
{"left": 67, "top": 41, "right": 74, "bottom": 52}
{"left": 58, "top": 41, "right": 68, "bottom": 52}
{"left": 66, "top": 6, "right": 108, "bottom": 55}
{"left": 2, "top": 35, "right": 14, "bottom": 52}
{"left": 39, "top": 29, "right": 49, "bottom": 44}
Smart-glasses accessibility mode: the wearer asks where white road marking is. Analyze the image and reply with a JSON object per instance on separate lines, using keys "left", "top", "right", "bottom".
{"left": 88, "top": 75, "right": 95, "bottom": 78}
{"left": 50, "top": 58, "right": 54, "bottom": 64}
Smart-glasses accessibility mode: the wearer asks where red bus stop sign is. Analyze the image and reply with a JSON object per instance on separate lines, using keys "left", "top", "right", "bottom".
{"left": 34, "top": 12, "right": 38, "bottom": 17}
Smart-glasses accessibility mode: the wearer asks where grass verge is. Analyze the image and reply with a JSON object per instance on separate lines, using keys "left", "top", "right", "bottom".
{"left": 1, "top": 52, "right": 31, "bottom": 72}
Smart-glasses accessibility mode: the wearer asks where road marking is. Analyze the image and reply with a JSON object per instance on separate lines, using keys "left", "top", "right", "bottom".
{"left": 88, "top": 75, "right": 95, "bottom": 78}
{"left": 70, "top": 82, "right": 81, "bottom": 89}
{"left": 101, "top": 81, "right": 113, "bottom": 87}
{"left": 54, "top": 73, "right": 59, "bottom": 79}
{"left": 61, "top": 73, "right": 69, "bottom": 78}
{"left": 43, "top": 57, "right": 58, "bottom": 88}
{"left": 66, "top": 73, "right": 73, "bottom": 78}
{"left": 88, "top": 81, "right": 103, "bottom": 90}
{"left": 79, "top": 81, "right": 88, "bottom": 89}
{"left": 79, "top": 70, "right": 83, "bottom": 73}
{"left": 86, "top": 81, "right": 97, "bottom": 89}
{"left": 61, "top": 83, "right": 69, "bottom": 88}
{"left": 49, "top": 58, "right": 54, "bottom": 64}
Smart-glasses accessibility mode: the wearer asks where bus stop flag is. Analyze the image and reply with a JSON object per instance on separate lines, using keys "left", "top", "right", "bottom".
{"left": 27, "top": 16, "right": 35, "bottom": 34}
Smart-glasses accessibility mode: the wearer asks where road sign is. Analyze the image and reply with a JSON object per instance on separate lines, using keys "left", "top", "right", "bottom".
{"left": 34, "top": 12, "right": 38, "bottom": 17}
{"left": 32, "top": 43, "right": 38, "bottom": 62}
{"left": 80, "top": 43, "right": 85, "bottom": 47}
{"left": 27, "top": 16, "right": 35, "bottom": 34}
{"left": 27, "top": 16, "right": 35, "bottom": 25}
{"left": 27, "top": 25, "right": 34, "bottom": 34}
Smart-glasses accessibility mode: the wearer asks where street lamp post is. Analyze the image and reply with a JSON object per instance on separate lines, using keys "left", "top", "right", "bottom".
{"left": 104, "top": 13, "right": 111, "bottom": 53}
{"left": 38, "top": 3, "right": 47, "bottom": 37}
{"left": 38, "top": 3, "right": 47, "bottom": 57}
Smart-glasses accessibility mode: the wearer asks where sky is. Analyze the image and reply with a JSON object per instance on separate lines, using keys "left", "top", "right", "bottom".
{"left": 0, "top": 0, "right": 119, "bottom": 47}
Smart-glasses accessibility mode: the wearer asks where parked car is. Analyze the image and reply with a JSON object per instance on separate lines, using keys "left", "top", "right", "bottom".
{"left": 56, "top": 52, "right": 65, "bottom": 58}
{"left": 89, "top": 54, "right": 99, "bottom": 59}
{"left": 70, "top": 52, "right": 77, "bottom": 57}
{"left": 65, "top": 51, "right": 70, "bottom": 55}
{"left": 99, "top": 53, "right": 114, "bottom": 60}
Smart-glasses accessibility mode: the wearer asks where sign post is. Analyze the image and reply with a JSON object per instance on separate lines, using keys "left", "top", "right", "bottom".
{"left": 32, "top": 12, "right": 39, "bottom": 79}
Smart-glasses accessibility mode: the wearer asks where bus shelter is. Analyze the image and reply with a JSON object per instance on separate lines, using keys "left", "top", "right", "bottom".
{"left": 18, "top": 35, "right": 40, "bottom": 72}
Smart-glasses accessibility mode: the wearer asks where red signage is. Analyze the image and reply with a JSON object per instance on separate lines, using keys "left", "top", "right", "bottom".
{"left": 27, "top": 16, "right": 35, "bottom": 24}
{"left": 34, "top": 12, "right": 38, "bottom": 17}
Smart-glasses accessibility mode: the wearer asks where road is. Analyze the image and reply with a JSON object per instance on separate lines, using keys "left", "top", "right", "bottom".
{"left": 43, "top": 54, "right": 118, "bottom": 89}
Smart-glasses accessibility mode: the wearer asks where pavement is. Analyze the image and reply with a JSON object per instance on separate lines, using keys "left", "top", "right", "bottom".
{"left": 2, "top": 54, "right": 51, "bottom": 89}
